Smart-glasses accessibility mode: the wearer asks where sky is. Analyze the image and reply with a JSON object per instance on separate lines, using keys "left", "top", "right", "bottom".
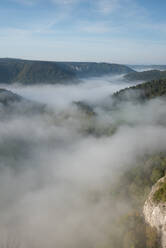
{"left": 0, "top": 0, "right": 166, "bottom": 64}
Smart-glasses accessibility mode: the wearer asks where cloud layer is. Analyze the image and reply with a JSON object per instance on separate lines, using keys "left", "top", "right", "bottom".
{"left": 1, "top": 0, "right": 166, "bottom": 63}
{"left": 0, "top": 76, "right": 166, "bottom": 247}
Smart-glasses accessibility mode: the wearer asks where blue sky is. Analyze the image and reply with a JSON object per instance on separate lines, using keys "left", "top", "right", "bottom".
{"left": 0, "top": 0, "right": 166, "bottom": 64}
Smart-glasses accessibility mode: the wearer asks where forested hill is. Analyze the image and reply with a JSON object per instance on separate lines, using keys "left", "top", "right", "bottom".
{"left": 57, "top": 61, "right": 134, "bottom": 78}
{"left": 124, "top": 69, "right": 166, "bottom": 82}
{"left": 113, "top": 79, "right": 166, "bottom": 101}
{"left": 108, "top": 78, "right": 166, "bottom": 248}
{"left": 0, "top": 58, "right": 75, "bottom": 84}
{"left": 0, "top": 58, "right": 134, "bottom": 84}
{"left": 0, "top": 88, "right": 45, "bottom": 115}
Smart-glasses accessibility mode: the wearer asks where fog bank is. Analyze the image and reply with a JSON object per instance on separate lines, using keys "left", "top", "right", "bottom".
{"left": 0, "top": 75, "right": 165, "bottom": 248}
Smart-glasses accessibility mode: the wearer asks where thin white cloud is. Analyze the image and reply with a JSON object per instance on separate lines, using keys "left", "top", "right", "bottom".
{"left": 96, "top": 0, "right": 121, "bottom": 14}
{"left": 11, "top": 0, "right": 39, "bottom": 6}
{"left": 0, "top": 28, "right": 32, "bottom": 38}
{"left": 51, "top": 0, "right": 78, "bottom": 5}
{"left": 12, "top": 0, "right": 79, "bottom": 6}
{"left": 2, "top": 0, "right": 166, "bottom": 63}
{"left": 96, "top": 0, "right": 148, "bottom": 20}
{"left": 142, "top": 22, "right": 166, "bottom": 34}
{"left": 78, "top": 21, "right": 113, "bottom": 34}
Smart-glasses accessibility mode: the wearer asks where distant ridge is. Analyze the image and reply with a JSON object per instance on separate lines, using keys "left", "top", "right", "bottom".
{"left": 0, "top": 58, "right": 134, "bottom": 84}
{"left": 129, "top": 64, "right": 166, "bottom": 71}
{"left": 124, "top": 69, "right": 166, "bottom": 82}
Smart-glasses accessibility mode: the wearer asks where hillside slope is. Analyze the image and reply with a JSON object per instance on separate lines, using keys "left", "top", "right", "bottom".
{"left": 113, "top": 79, "right": 166, "bottom": 101}
{"left": 129, "top": 65, "right": 166, "bottom": 71}
{"left": 124, "top": 70, "right": 166, "bottom": 82}
{"left": 58, "top": 61, "right": 134, "bottom": 78}
{"left": 0, "top": 58, "right": 75, "bottom": 84}
{"left": 0, "top": 88, "right": 45, "bottom": 115}
{"left": 0, "top": 58, "right": 134, "bottom": 84}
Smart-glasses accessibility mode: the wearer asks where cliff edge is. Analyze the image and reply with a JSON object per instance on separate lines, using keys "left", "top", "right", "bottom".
{"left": 143, "top": 176, "right": 166, "bottom": 248}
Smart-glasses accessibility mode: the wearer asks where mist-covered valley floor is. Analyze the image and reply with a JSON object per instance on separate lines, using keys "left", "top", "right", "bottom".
{"left": 0, "top": 75, "right": 166, "bottom": 248}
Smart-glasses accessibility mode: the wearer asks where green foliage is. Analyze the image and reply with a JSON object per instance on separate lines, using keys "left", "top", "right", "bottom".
{"left": 106, "top": 153, "right": 166, "bottom": 248}
{"left": 124, "top": 69, "right": 166, "bottom": 82}
{"left": 146, "top": 225, "right": 160, "bottom": 248}
{"left": 153, "top": 179, "right": 166, "bottom": 203}
{"left": 60, "top": 61, "right": 134, "bottom": 77}
{"left": 74, "top": 101, "right": 95, "bottom": 116}
{"left": 112, "top": 154, "right": 166, "bottom": 208}
{"left": 150, "top": 169, "right": 163, "bottom": 184}
{"left": 0, "top": 58, "right": 134, "bottom": 84}
{"left": 123, "top": 213, "right": 147, "bottom": 248}
{"left": 105, "top": 211, "right": 159, "bottom": 248}
{"left": 114, "top": 79, "right": 166, "bottom": 102}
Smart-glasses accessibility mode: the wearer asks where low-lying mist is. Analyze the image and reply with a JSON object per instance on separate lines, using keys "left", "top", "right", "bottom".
{"left": 5, "top": 75, "right": 131, "bottom": 109}
{"left": 0, "top": 75, "right": 166, "bottom": 248}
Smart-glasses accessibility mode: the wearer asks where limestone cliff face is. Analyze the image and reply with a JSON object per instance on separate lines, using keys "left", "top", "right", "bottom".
{"left": 143, "top": 176, "right": 166, "bottom": 248}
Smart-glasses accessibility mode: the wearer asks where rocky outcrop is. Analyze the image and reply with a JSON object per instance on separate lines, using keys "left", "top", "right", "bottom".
{"left": 143, "top": 176, "right": 166, "bottom": 248}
